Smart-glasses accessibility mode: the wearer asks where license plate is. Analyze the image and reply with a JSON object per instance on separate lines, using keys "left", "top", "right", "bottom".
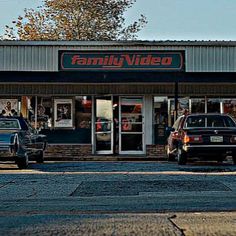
{"left": 210, "top": 136, "right": 223, "bottom": 142}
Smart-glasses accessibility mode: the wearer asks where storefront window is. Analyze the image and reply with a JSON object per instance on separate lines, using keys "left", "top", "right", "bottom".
{"left": 153, "top": 97, "right": 168, "bottom": 144}
{"left": 0, "top": 98, "right": 19, "bottom": 116}
{"left": 168, "top": 99, "right": 176, "bottom": 126}
{"left": 75, "top": 96, "right": 92, "bottom": 129}
{"left": 168, "top": 98, "right": 189, "bottom": 124}
{"left": 190, "top": 98, "right": 205, "bottom": 113}
{"left": 28, "top": 96, "right": 52, "bottom": 130}
{"left": 178, "top": 97, "right": 189, "bottom": 116}
{"left": 207, "top": 98, "right": 220, "bottom": 113}
{"left": 26, "top": 96, "right": 92, "bottom": 144}
{"left": 74, "top": 96, "right": 92, "bottom": 143}
{"left": 154, "top": 97, "right": 168, "bottom": 125}
{"left": 223, "top": 99, "right": 236, "bottom": 120}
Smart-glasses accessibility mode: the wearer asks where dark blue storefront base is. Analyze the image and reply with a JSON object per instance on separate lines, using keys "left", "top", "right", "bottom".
{"left": 40, "top": 129, "right": 91, "bottom": 144}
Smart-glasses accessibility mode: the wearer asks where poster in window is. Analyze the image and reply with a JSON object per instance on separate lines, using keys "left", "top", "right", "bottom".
{"left": 54, "top": 99, "right": 73, "bottom": 128}
{"left": 0, "top": 99, "right": 18, "bottom": 116}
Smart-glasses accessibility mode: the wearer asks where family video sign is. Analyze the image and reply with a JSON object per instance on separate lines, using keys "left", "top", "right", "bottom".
{"left": 59, "top": 51, "right": 184, "bottom": 71}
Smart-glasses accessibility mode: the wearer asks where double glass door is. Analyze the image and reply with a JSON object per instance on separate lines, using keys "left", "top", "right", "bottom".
{"left": 94, "top": 96, "right": 144, "bottom": 155}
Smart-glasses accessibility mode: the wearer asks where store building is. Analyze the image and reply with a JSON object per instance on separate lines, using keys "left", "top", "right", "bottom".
{"left": 1, "top": 41, "right": 236, "bottom": 160}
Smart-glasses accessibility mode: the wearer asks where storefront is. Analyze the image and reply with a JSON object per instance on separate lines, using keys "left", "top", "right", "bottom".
{"left": 1, "top": 41, "right": 236, "bottom": 159}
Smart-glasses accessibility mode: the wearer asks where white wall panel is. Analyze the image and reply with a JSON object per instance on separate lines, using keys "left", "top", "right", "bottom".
{"left": 144, "top": 95, "right": 153, "bottom": 145}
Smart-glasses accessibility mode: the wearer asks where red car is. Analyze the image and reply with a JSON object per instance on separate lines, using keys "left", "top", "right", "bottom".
{"left": 166, "top": 113, "right": 236, "bottom": 165}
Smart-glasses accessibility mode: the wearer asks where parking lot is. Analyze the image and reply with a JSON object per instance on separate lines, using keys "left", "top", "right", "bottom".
{"left": 0, "top": 160, "right": 235, "bottom": 235}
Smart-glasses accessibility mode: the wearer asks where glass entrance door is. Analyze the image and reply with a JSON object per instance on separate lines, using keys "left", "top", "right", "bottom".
{"left": 94, "top": 96, "right": 113, "bottom": 154}
{"left": 119, "top": 97, "right": 144, "bottom": 154}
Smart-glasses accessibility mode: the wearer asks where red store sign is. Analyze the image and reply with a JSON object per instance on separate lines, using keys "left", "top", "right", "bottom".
{"left": 59, "top": 51, "right": 185, "bottom": 72}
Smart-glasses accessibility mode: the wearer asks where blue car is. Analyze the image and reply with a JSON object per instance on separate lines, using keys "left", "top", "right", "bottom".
{"left": 0, "top": 117, "right": 47, "bottom": 169}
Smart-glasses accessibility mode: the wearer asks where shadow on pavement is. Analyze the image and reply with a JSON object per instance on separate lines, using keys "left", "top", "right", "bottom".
{"left": 29, "top": 161, "right": 236, "bottom": 173}
{"left": 0, "top": 160, "right": 235, "bottom": 173}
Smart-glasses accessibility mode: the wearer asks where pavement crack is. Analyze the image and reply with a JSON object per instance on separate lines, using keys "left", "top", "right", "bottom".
{"left": 26, "top": 187, "right": 38, "bottom": 198}
{"left": 168, "top": 215, "right": 186, "bottom": 236}
{"left": 0, "top": 180, "right": 16, "bottom": 189}
{"left": 69, "top": 182, "right": 83, "bottom": 196}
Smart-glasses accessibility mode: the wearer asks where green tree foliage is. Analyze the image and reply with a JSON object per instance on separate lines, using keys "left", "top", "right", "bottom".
{"left": 3, "top": 0, "right": 147, "bottom": 40}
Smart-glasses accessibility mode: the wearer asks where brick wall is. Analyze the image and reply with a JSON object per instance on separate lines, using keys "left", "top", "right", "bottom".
{"left": 44, "top": 144, "right": 167, "bottom": 161}
{"left": 146, "top": 144, "right": 167, "bottom": 159}
{"left": 44, "top": 144, "right": 92, "bottom": 161}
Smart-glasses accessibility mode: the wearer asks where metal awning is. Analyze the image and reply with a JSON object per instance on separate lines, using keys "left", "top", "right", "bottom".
{"left": 0, "top": 83, "right": 175, "bottom": 96}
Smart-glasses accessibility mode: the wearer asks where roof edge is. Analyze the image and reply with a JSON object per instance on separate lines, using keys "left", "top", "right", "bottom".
{"left": 1, "top": 40, "right": 236, "bottom": 47}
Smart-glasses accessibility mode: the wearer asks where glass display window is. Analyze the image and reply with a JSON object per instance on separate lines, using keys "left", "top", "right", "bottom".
{"left": 207, "top": 98, "right": 221, "bottom": 113}
{"left": 0, "top": 99, "right": 19, "bottom": 117}
{"left": 168, "top": 98, "right": 187, "bottom": 125}
{"left": 154, "top": 97, "right": 168, "bottom": 126}
{"left": 153, "top": 96, "right": 168, "bottom": 144}
{"left": 28, "top": 96, "right": 53, "bottom": 130}
{"left": 75, "top": 96, "right": 92, "bottom": 130}
{"left": 223, "top": 99, "right": 236, "bottom": 120}
{"left": 190, "top": 98, "right": 205, "bottom": 113}
{"left": 178, "top": 97, "right": 190, "bottom": 116}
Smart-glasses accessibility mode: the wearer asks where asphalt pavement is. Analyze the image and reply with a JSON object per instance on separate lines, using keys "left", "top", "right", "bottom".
{"left": 0, "top": 160, "right": 235, "bottom": 235}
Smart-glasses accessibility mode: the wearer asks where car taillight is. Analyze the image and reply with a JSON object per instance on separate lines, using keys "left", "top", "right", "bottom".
{"left": 184, "top": 135, "right": 203, "bottom": 144}
{"left": 230, "top": 135, "right": 236, "bottom": 143}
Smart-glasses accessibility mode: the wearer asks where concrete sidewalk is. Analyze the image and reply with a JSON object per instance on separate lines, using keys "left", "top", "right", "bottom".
{"left": 1, "top": 212, "right": 236, "bottom": 236}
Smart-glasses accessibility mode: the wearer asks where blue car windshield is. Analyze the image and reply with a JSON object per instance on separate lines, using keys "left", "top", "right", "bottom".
{"left": 0, "top": 120, "right": 20, "bottom": 129}
{"left": 185, "top": 115, "right": 236, "bottom": 128}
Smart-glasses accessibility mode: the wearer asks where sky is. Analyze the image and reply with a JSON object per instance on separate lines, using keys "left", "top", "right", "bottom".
{"left": 0, "top": 0, "right": 236, "bottom": 40}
